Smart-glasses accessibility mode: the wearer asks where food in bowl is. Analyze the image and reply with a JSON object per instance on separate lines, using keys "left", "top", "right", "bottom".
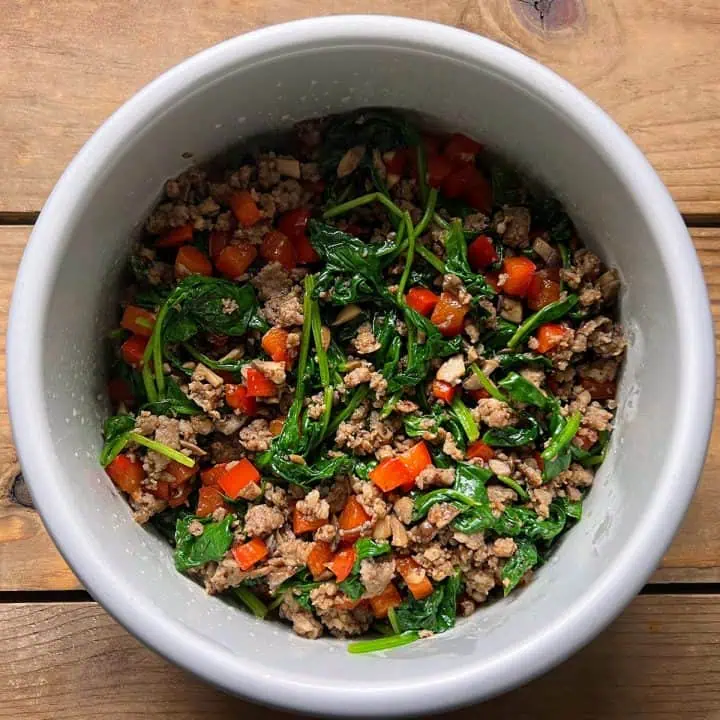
{"left": 101, "top": 109, "right": 626, "bottom": 651}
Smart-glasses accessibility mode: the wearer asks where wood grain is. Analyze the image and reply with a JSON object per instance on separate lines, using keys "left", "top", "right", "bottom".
{"left": 0, "top": 227, "right": 718, "bottom": 589}
{"left": 2, "top": 0, "right": 720, "bottom": 215}
{"left": 1, "top": 596, "right": 720, "bottom": 719}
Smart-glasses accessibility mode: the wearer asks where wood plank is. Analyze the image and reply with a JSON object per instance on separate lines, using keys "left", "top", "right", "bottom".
{"left": 0, "top": 227, "right": 719, "bottom": 589}
{"left": 1, "top": 596, "right": 719, "bottom": 718}
{"left": 2, "top": 0, "right": 720, "bottom": 215}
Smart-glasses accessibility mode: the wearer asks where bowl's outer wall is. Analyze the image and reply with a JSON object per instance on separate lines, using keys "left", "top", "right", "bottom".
{"left": 7, "top": 18, "right": 715, "bottom": 717}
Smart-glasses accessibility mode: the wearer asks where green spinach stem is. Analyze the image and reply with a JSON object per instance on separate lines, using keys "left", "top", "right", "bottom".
{"left": 347, "top": 631, "right": 420, "bottom": 654}
{"left": 470, "top": 363, "right": 508, "bottom": 403}
{"left": 541, "top": 411, "right": 582, "bottom": 461}
{"left": 129, "top": 432, "right": 195, "bottom": 467}
{"left": 322, "top": 192, "right": 404, "bottom": 221}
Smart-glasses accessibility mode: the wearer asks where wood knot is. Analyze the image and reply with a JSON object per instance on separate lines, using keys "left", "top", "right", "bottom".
{"left": 514, "top": 0, "right": 584, "bottom": 32}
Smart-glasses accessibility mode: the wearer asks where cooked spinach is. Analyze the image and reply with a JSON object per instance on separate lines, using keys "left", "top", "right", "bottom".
{"left": 497, "top": 371, "right": 553, "bottom": 410}
{"left": 495, "top": 352, "right": 552, "bottom": 370}
{"left": 395, "top": 571, "right": 462, "bottom": 633}
{"left": 501, "top": 540, "right": 538, "bottom": 595}
{"left": 482, "top": 417, "right": 540, "bottom": 448}
{"left": 507, "top": 294, "right": 578, "bottom": 350}
{"left": 444, "top": 220, "right": 496, "bottom": 297}
{"left": 449, "top": 395, "right": 480, "bottom": 443}
{"left": 141, "top": 376, "right": 201, "bottom": 418}
{"left": 174, "top": 514, "right": 234, "bottom": 572}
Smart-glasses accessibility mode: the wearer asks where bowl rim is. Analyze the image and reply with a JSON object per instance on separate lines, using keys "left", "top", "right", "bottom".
{"left": 7, "top": 15, "right": 716, "bottom": 716}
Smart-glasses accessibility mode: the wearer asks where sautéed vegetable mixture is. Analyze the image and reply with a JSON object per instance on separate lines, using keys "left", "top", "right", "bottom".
{"left": 102, "top": 110, "right": 625, "bottom": 652}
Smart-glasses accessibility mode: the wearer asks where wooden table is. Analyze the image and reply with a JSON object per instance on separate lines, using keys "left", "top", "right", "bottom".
{"left": 2, "top": 2, "right": 720, "bottom": 717}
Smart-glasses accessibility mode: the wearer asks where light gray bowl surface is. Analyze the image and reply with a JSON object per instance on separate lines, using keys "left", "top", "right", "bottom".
{"left": 7, "top": 16, "right": 715, "bottom": 717}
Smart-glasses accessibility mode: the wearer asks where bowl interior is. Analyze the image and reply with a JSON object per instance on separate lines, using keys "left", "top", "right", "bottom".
{"left": 10, "top": 19, "right": 712, "bottom": 716}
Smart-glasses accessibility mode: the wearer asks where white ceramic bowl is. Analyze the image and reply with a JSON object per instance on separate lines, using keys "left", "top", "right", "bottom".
{"left": 8, "top": 16, "right": 715, "bottom": 717}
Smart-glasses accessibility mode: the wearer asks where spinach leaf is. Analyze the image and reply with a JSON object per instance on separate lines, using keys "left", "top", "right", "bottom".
{"left": 141, "top": 376, "right": 201, "bottom": 417}
{"left": 99, "top": 414, "right": 136, "bottom": 466}
{"left": 493, "top": 502, "right": 568, "bottom": 542}
{"left": 163, "top": 278, "right": 260, "bottom": 339}
{"left": 133, "top": 286, "right": 170, "bottom": 311}
{"left": 309, "top": 221, "right": 391, "bottom": 306}
{"left": 481, "top": 319, "right": 518, "bottom": 352}
{"left": 338, "top": 575, "right": 366, "bottom": 601}
{"left": 501, "top": 540, "right": 538, "bottom": 595}
{"left": 386, "top": 307, "right": 463, "bottom": 392}
{"left": 454, "top": 462, "right": 492, "bottom": 503}
{"left": 497, "top": 371, "right": 553, "bottom": 410}
{"left": 482, "top": 416, "right": 540, "bottom": 448}
{"left": 444, "top": 221, "right": 496, "bottom": 297}
{"left": 395, "top": 571, "right": 462, "bottom": 633}
{"left": 174, "top": 514, "right": 234, "bottom": 572}
{"left": 233, "top": 585, "right": 269, "bottom": 619}
{"left": 507, "top": 294, "right": 578, "bottom": 349}
{"left": 413, "top": 463, "right": 492, "bottom": 522}
{"left": 449, "top": 395, "right": 479, "bottom": 443}
{"left": 495, "top": 352, "right": 552, "bottom": 370}
{"left": 320, "top": 110, "right": 419, "bottom": 177}
{"left": 529, "top": 197, "right": 573, "bottom": 245}
{"left": 353, "top": 538, "right": 392, "bottom": 570}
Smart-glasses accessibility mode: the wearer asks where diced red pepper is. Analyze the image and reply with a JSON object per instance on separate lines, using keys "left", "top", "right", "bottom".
{"left": 422, "top": 134, "right": 444, "bottom": 157}
{"left": 426, "top": 154, "right": 453, "bottom": 188}
{"left": 208, "top": 230, "right": 231, "bottom": 260}
{"left": 277, "top": 207, "right": 310, "bottom": 242}
{"left": 383, "top": 149, "right": 409, "bottom": 176}
{"left": 328, "top": 547, "right": 356, "bottom": 583}
{"left": 165, "top": 460, "right": 196, "bottom": 485}
{"left": 261, "top": 327, "right": 289, "bottom": 364}
{"left": 120, "top": 334, "right": 148, "bottom": 368}
{"left": 370, "top": 583, "right": 403, "bottom": 619}
{"left": 442, "top": 163, "right": 482, "bottom": 199}
{"left": 430, "top": 292, "right": 468, "bottom": 337}
{"left": 467, "top": 235, "right": 498, "bottom": 271}
{"left": 168, "top": 482, "right": 193, "bottom": 508}
{"left": 466, "top": 440, "right": 495, "bottom": 461}
{"left": 230, "top": 191, "right": 262, "bottom": 227}
{"left": 106, "top": 454, "right": 144, "bottom": 495}
{"left": 398, "top": 441, "right": 433, "bottom": 491}
{"left": 468, "top": 387, "right": 491, "bottom": 401}
{"left": 233, "top": 537, "right": 268, "bottom": 570}
{"left": 432, "top": 379, "right": 457, "bottom": 404}
{"left": 396, "top": 558, "right": 434, "bottom": 600}
{"left": 224, "top": 384, "right": 257, "bottom": 415}
{"left": 465, "top": 177, "right": 493, "bottom": 214}
{"left": 527, "top": 268, "right": 561, "bottom": 311}
{"left": 215, "top": 244, "right": 257, "bottom": 280}
{"left": 443, "top": 133, "right": 483, "bottom": 165}
{"left": 536, "top": 323, "right": 570, "bottom": 354}
{"left": 175, "top": 246, "right": 213, "bottom": 279}
{"left": 580, "top": 378, "right": 617, "bottom": 400}
{"left": 406, "top": 287, "right": 440, "bottom": 316}
{"left": 156, "top": 223, "right": 193, "bottom": 248}
{"left": 152, "top": 481, "right": 170, "bottom": 501}
{"left": 245, "top": 367, "right": 277, "bottom": 398}
{"left": 293, "top": 505, "right": 326, "bottom": 535}
{"left": 107, "top": 377, "right": 135, "bottom": 407}
{"left": 338, "top": 496, "right": 371, "bottom": 536}
{"left": 260, "top": 230, "right": 296, "bottom": 270}
{"left": 196, "top": 486, "right": 227, "bottom": 518}
{"left": 502, "top": 256, "right": 537, "bottom": 298}
{"left": 307, "top": 541, "right": 334, "bottom": 579}
{"left": 218, "top": 458, "right": 260, "bottom": 499}
{"left": 200, "top": 463, "right": 228, "bottom": 487}
{"left": 370, "top": 457, "right": 414, "bottom": 493}
{"left": 120, "top": 306, "right": 156, "bottom": 338}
